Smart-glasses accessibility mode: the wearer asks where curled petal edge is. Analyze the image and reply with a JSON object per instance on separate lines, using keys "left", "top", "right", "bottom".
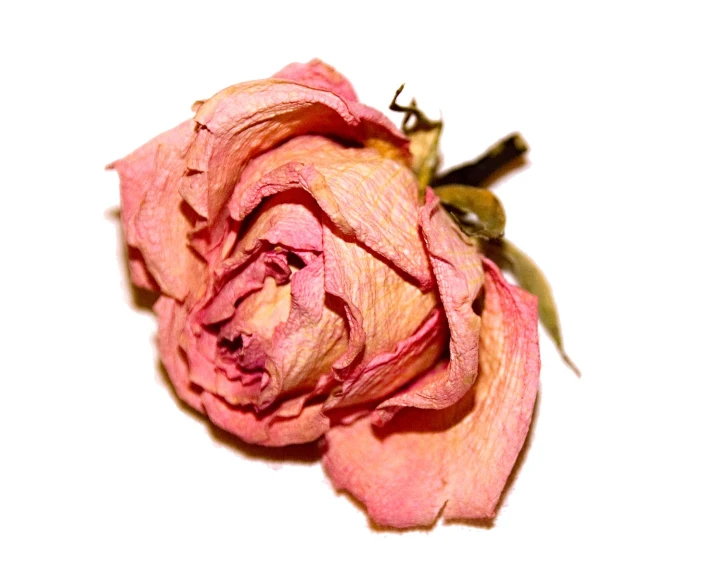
{"left": 321, "top": 258, "right": 540, "bottom": 528}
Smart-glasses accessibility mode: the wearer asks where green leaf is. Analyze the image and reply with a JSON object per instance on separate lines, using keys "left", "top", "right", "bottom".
{"left": 434, "top": 184, "right": 506, "bottom": 239}
{"left": 483, "top": 239, "right": 580, "bottom": 376}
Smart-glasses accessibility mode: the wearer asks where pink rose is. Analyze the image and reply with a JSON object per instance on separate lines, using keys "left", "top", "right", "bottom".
{"left": 110, "top": 59, "right": 540, "bottom": 528}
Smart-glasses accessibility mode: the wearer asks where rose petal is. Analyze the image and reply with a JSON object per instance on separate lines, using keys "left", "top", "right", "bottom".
{"left": 325, "top": 308, "right": 446, "bottom": 411}
{"left": 201, "top": 393, "right": 329, "bottom": 447}
{"left": 321, "top": 222, "right": 438, "bottom": 382}
{"left": 341, "top": 189, "right": 486, "bottom": 422}
{"left": 372, "top": 360, "right": 449, "bottom": 427}
{"left": 230, "top": 135, "right": 433, "bottom": 289}
{"left": 386, "top": 190, "right": 484, "bottom": 409}
{"left": 372, "top": 360, "right": 449, "bottom": 426}
{"left": 184, "top": 250, "right": 289, "bottom": 397}
{"left": 367, "top": 191, "right": 485, "bottom": 422}
{"left": 199, "top": 250, "right": 290, "bottom": 326}
{"left": 273, "top": 59, "right": 359, "bottom": 102}
{"left": 154, "top": 296, "right": 203, "bottom": 413}
{"left": 224, "top": 188, "right": 322, "bottom": 271}
{"left": 321, "top": 259, "right": 540, "bottom": 528}
{"left": 265, "top": 255, "right": 348, "bottom": 402}
{"left": 185, "top": 78, "right": 407, "bottom": 229}
{"left": 230, "top": 275, "right": 292, "bottom": 342}
{"left": 125, "top": 246, "right": 159, "bottom": 292}
{"left": 109, "top": 120, "right": 207, "bottom": 300}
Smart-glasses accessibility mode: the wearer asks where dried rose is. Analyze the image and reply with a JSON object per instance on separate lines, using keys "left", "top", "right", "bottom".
{"left": 110, "top": 59, "right": 540, "bottom": 528}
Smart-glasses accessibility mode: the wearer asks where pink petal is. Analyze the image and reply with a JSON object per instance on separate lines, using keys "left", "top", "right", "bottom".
{"left": 272, "top": 59, "right": 359, "bottom": 102}
{"left": 267, "top": 255, "right": 348, "bottom": 400}
{"left": 372, "top": 360, "right": 449, "bottom": 427}
{"left": 125, "top": 247, "right": 159, "bottom": 293}
{"left": 199, "top": 250, "right": 290, "bottom": 327}
{"left": 156, "top": 292, "right": 334, "bottom": 447}
{"left": 185, "top": 79, "right": 407, "bottom": 227}
{"left": 324, "top": 308, "right": 447, "bottom": 411}
{"left": 230, "top": 135, "right": 433, "bottom": 289}
{"left": 185, "top": 250, "right": 348, "bottom": 413}
{"left": 229, "top": 275, "right": 292, "bottom": 342}
{"left": 201, "top": 393, "right": 329, "bottom": 447}
{"left": 154, "top": 296, "right": 203, "bottom": 413}
{"left": 321, "top": 259, "right": 540, "bottom": 528}
{"left": 321, "top": 222, "right": 438, "bottom": 382}
{"left": 378, "top": 190, "right": 484, "bottom": 412}
{"left": 109, "top": 121, "right": 207, "bottom": 300}
{"left": 184, "top": 251, "right": 289, "bottom": 398}
{"left": 224, "top": 188, "right": 323, "bottom": 272}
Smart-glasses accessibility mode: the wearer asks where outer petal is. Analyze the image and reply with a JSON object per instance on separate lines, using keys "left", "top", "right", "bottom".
{"left": 321, "top": 259, "right": 540, "bottom": 528}
{"left": 372, "top": 191, "right": 484, "bottom": 421}
{"left": 321, "top": 222, "right": 438, "bottom": 384}
{"left": 157, "top": 290, "right": 332, "bottom": 447}
{"left": 273, "top": 59, "right": 359, "bottom": 102}
{"left": 184, "top": 78, "right": 407, "bottom": 228}
{"left": 372, "top": 360, "right": 448, "bottom": 427}
{"left": 154, "top": 296, "right": 203, "bottom": 413}
{"left": 201, "top": 393, "right": 329, "bottom": 447}
{"left": 324, "top": 308, "right": 446, "bottom": 411}
{"left": 110, "top": 121, "right": 207, "bottom": 300}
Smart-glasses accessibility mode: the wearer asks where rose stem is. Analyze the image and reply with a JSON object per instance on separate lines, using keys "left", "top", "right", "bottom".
{"left": 431, "top": 133, "right": 528, "bottom": 188}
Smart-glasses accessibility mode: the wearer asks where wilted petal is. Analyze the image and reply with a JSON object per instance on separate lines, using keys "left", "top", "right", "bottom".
{"left": 321, "top": 259, "right": 540, "bottom": 528}
{"left": 231, "top": 135, "right": 433, "bottom": 289}
{"left": 386, "top": 190, "right": 484, "bottom": 410}
{"left": 185, "top": 79, "right": 407, "bottom": 228}
{"left": 125, "top": 247, "right": 158, "bottom": 292}
{"left": 273, "top": 59, "right": 359, "bottom": 102}
{"left": 202, "top": 393, "right": 329, "bottom": 447}
{"left": 230, "top": 275, "right": 292, "bottom": 343}
{"left": 184, "top": 251, "right": 289, "bottom": 395}
{"left": 225, "top": 188, "right": 322, "bottom": 268}
{"left": 325, "top": 308, "right": 446, "bottom": 411}
{"left": 357, "top": 189, "right": 486, "bottom": 423}
{"left": 199, "top": 251, "right": 290, "bottom": 326}
{"left": 110, "top": 120, "right": 207, "bottom": 300}
{"left": 322, "top": 223, "right": 438, "bottom": 382}
{"left": 315, "top": 153, "right": 432, "bottom": 289}
{"left": 372, "top": 360, "right": 449, "bottom": 426}
{"left": 154, "top": 296, "right": 203, "bottom": 413}
{"left": 267, "top": 255, "right": 348, "bottom": 400}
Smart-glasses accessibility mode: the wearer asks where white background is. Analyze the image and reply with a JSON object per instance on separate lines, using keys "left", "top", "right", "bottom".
{"left": 2, "top": 1, "right": 706, "bottom": 575}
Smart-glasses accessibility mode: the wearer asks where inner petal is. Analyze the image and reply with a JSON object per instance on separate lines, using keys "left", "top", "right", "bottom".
{"left": 232, "top": 275, "right": 292, "bottom": 342}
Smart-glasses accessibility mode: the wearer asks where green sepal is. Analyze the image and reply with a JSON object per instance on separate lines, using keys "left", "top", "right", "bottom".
{"left": 483, "top": 238, "right": 580, "bottom": 376}
{"left": 434, "top": 184, "right": 506, "bottom": 239}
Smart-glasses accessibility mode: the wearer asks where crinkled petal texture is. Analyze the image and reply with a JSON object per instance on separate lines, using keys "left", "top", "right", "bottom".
{"left": 112, "top": 60, "right": 469, "bottom": 447}
{"left": 113, "top": 62, "right": 539, "bottom": 523}
{"left": 322, "top": 259, "right": 540, "bottom": 528}
{"left": 109, "top": 120, "right": 207, "bottom": 300}
{"left": 110, "top": 59, "right": 407, "bottom": 293}
{"left": 273, "top": 58, "right": 359, "bottom": 102}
